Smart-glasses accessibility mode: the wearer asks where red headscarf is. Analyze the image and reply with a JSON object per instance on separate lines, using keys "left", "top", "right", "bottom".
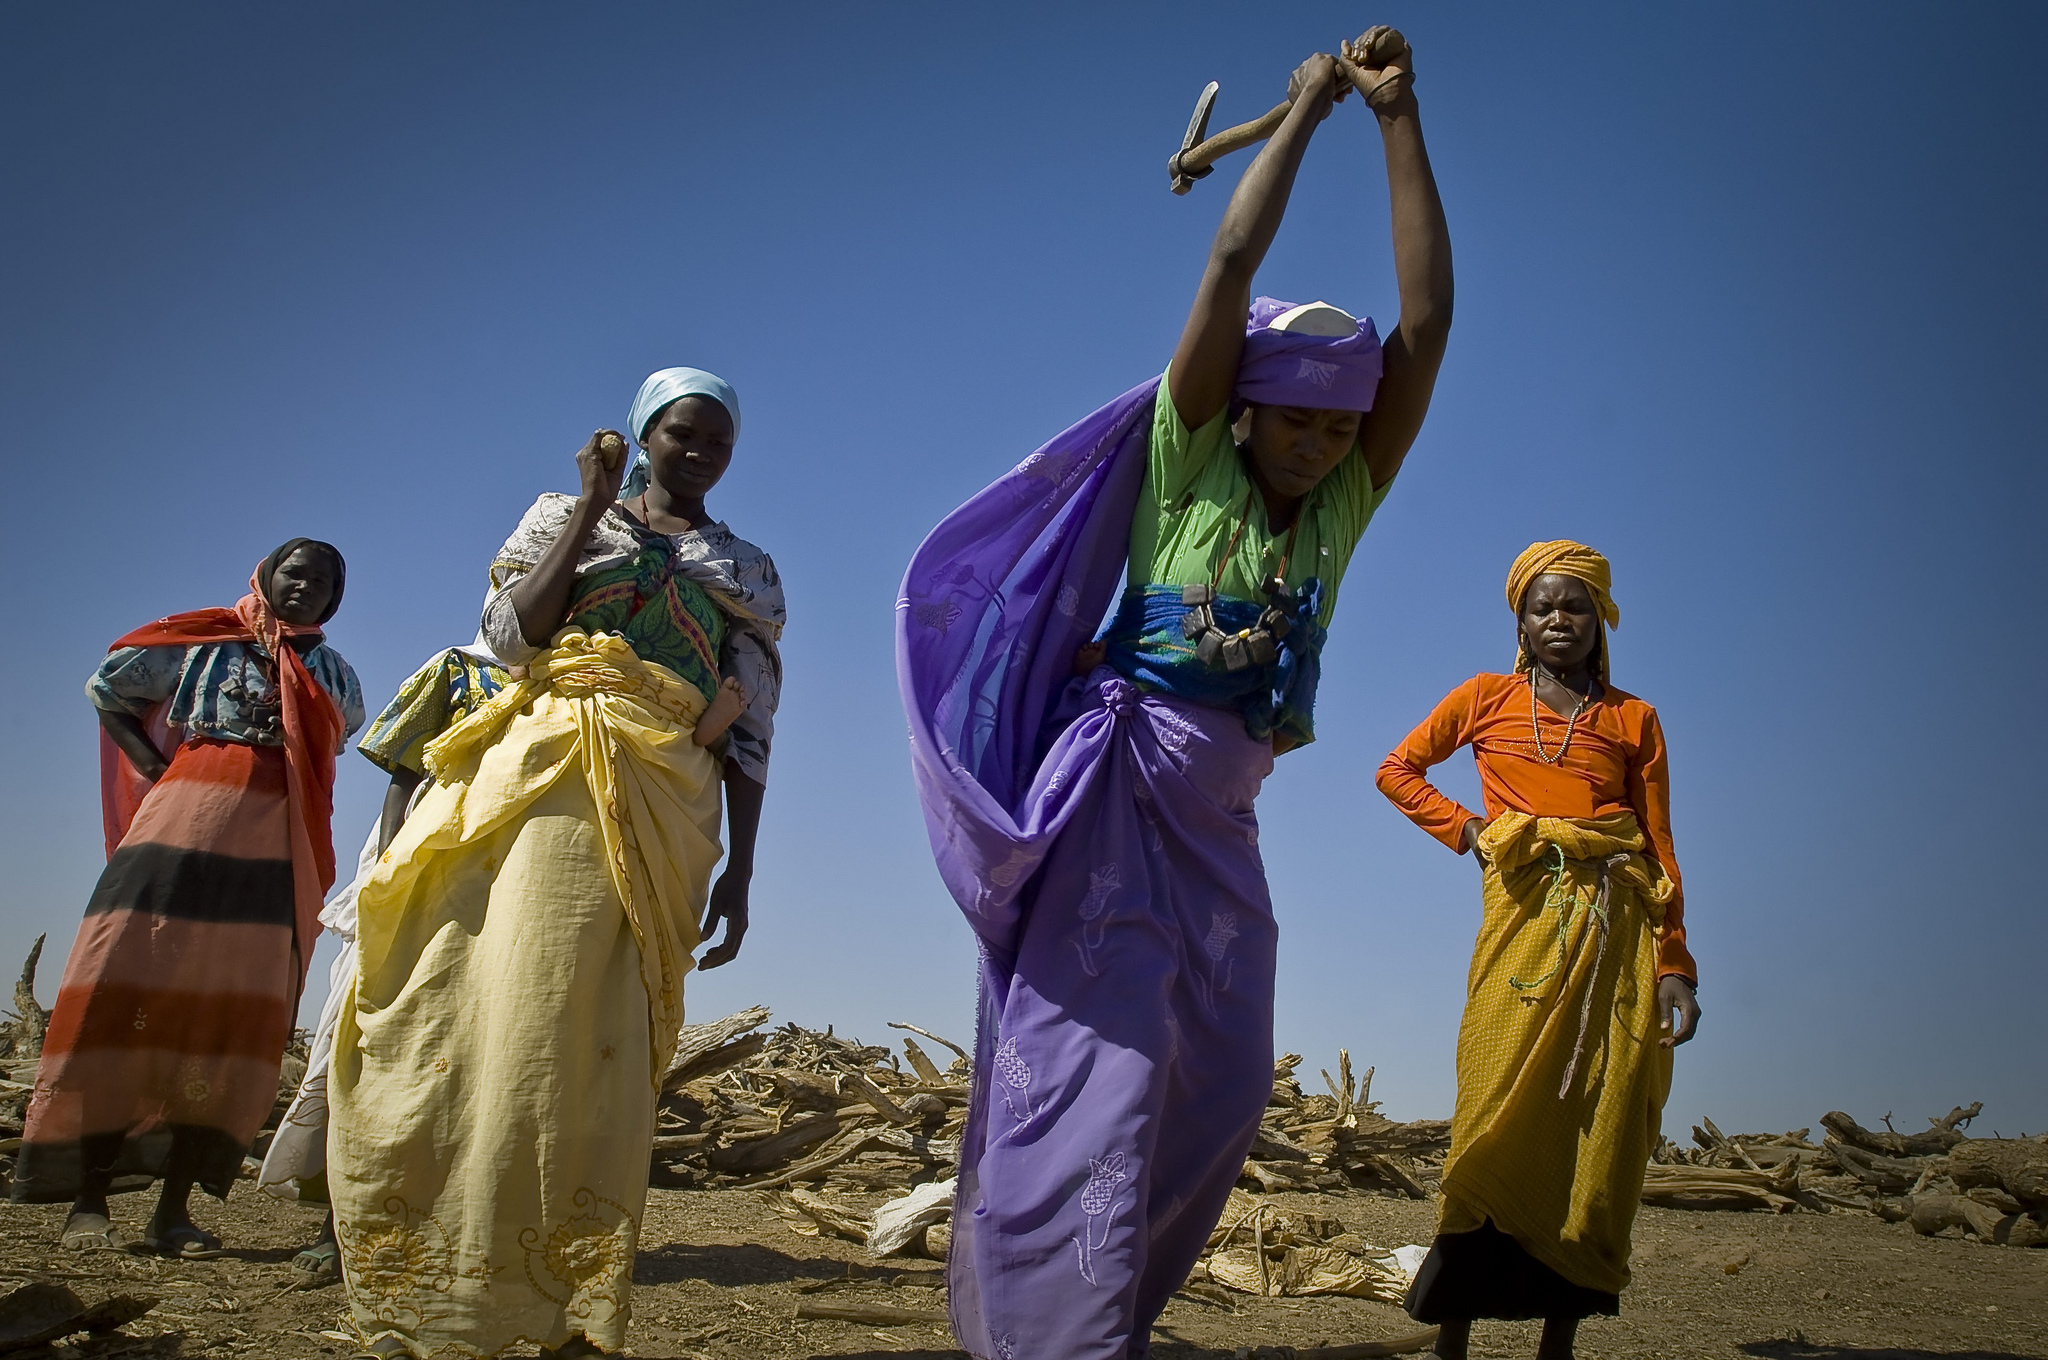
{"left": 98, "top": 542, "right": 346, "bottom": 983}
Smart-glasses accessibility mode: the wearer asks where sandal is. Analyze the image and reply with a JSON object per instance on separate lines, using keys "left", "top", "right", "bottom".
{"left": 349, "top": 1342, "right": 411, "bottom": 1360}
{"left": 142, "top": 1224, "right": 225, "bottom": 1260}
{"left": 61, "top": 1212, "right": 131, "bottom": 1253}
{"left": 290, "top": 1241, "right": 343, "bottom": 1287}
{"left": 541, "top": 1340, "right": 613, "bottom": 1359}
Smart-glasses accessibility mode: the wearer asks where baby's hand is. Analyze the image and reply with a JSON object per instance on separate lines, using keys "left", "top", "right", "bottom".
{"left": 693, "top": 676, "right": 747, "bottom": 747}
{"left": 1071, "top": 640, "right": 1107, "bottom": 677}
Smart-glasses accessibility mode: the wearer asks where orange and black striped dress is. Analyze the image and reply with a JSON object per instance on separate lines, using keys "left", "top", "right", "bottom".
{"left": 13, "top": 613, "right": 360, "bottom": 1203}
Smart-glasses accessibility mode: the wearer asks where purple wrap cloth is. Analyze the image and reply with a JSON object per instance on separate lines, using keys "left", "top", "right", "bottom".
{"left": 1237, "top": 296, "right": 1383, "bottom": 413}
{"left": 896, "top": 301, "right": 1383, "bottom": 1360}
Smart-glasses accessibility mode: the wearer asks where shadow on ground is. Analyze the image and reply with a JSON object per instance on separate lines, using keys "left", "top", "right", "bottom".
{"left": 632, "top": 1241, "right": 853, "bottom": 1287}
{"left": 1741, "top": 1343, "right": 2042, "bottom": 1360}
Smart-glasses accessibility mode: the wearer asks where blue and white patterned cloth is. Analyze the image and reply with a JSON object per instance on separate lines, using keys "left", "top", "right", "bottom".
{"left": 88, "top": 640, "right": 364, "bottom": 750}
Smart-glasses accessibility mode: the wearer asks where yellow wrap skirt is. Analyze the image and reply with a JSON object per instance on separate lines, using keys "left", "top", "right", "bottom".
{"left": 329, "top": 631, "right": 724, "bottom": 1358}
{"left": 1437, "top": 811, "right": 1675, "bottom": 1297}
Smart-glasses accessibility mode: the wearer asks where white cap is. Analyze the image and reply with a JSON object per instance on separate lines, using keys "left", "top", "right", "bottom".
{"left": 1266, "top": 300, "right": 1359, "bottom": 336}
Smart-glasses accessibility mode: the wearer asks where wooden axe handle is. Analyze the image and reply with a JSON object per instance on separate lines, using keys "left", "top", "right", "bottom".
{"left": 1174, "top": 99, "right": 1292, "bottom": 182}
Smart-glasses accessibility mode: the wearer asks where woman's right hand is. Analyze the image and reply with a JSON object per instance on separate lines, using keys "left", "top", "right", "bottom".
{"left": 576, "top": 429, "right": 629, "bottom": 514}
{"left": 1338, "top": 27, "right": 1415, "bottom": 109}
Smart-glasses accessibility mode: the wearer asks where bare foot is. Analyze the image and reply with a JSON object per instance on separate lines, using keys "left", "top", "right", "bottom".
{"left": 60, "top": 1210, "right": 129, "bottom": 1252}
{"left": 692, "top": 676, "right": 746, "bottom": 747}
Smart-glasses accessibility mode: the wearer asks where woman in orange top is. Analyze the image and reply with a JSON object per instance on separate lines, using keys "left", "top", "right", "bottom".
{"left": 1376, "top": 541, "right": 1699, "bottom": 1360}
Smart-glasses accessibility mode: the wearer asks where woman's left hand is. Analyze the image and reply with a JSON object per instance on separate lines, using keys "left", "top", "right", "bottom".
{"left": 1285, "top": 52, "right": 1343, "bottom": 122}
{"left": 1657, "top": 976, "right": 1700, "bottom": 1048}
{"left": 698, "top": 869, "right": 750, "bottom": 969}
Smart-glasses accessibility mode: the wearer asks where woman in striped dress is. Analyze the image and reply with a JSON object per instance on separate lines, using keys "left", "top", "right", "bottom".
{"left": 15, "top": 539, "right": 362, "bottom": 1258}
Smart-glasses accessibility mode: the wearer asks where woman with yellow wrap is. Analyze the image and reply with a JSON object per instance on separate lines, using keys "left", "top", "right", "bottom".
{"left": 1376, "top": 541, "right": 1699, "bottom": 1360}
{"left": 328, "top": 368, "right": 784, "bottom": 1360}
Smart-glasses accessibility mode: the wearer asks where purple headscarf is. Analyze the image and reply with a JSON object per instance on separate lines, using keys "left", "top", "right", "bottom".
{"left": 1237, "top": 296, "right": 1383, "bottom": 412}
{"left": 897, "top": 298, "right": 1384, "bottom": 955}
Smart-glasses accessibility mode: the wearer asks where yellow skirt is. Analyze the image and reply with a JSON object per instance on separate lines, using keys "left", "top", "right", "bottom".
{"left": 329, "top": 632, "right": 724, "bottom": 1357}
{"left": 1437, "top": 812, "right": 1675, "bottom": 1296}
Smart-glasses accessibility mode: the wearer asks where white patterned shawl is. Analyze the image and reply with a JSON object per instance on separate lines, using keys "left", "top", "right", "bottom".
{"left": 480, "top": 492, "right": 786, "bottom": 784}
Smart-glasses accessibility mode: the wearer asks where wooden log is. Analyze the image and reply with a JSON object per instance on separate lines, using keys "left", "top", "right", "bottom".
{"left": 1825, "top": 1139, "right": 1930, "bottom": 1194}
{"left": 1638, "top": 1162, "right": 1827, "bottom": 1213}
{"left": 1351, "top": 1154, "right": 1429, "bottom": 1200}
{"left": 1821, "top": 1108, "right": 1976, "bottom": 1159}
{"left": 899, "top": 1037, "right": 947, "bottom": 1085}
{"left": 735, "top": 1127, "right": 885, "bottom": 1191}
{"left": 1887, "top": 1194, "right": 2048, "bottom": 1247}
{"left": 708, "top": 1114, "right": 841, "bottom": 1173}
{"left": 664, "top": 1033, "right": 769, "bottom": 1092}
{"left": 871, "top": 1128, "right": 960, "bottom": 1162}
{"left": 842, "top": 1071, "right": 916, "bottom": 1125}
{"left": 662, "top": 1006, "right": 772, "bottom": 1089}
{"left": 1947, "top": 1138, "right": 2048, "bottom": 1211}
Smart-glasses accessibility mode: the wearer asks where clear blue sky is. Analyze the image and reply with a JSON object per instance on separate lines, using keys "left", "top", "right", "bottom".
{"left": 4, "top": 3, "right": 2042, "bottom": 1137}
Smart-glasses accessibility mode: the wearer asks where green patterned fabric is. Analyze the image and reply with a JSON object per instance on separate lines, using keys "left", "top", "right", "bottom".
{"left": 358, "top": 649, "right": 511, "bottom": 776}
{"left": 562, "top": 546, "right": 727, "bottom": 704}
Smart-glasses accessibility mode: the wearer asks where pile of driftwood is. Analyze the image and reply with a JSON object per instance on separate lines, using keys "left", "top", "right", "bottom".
{"left": 1244, "top": 1051, "right": 1451, "bottom": 1199}
{"left": 654, "top": 1005, "right": 1452, "bottom": 1206}
{"left": 649, "top": 1004, "right": 1451, "bottom": 1318}
{"left": 1647, "top": 1105, "right": 2048, "bottom": 1247}
{"left": 652, "top": 1007, "right": 968, "bottom": 1198}
{"left": 0, "top": 936, "right": 52, "bottom": 1189}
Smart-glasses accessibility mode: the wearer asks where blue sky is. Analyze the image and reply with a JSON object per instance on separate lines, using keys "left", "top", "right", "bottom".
{"left": 3, "top": 2, "right": 2043, "bottom": 1137}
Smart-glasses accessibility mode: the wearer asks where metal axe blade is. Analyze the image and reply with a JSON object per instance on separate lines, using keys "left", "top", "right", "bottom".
{"left": 1168, "top": 80, "right": 1219, "bottom": 195}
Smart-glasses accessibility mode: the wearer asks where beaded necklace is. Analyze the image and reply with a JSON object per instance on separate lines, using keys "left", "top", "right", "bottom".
{"left": 1528, "top": 666, "right": 1596, "bottom": 764}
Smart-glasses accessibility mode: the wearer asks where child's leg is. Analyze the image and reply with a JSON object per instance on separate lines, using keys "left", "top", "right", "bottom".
{"left": 1432, "top": 1318, "right": 1470, "bottom": 1360}
{"left": 692, "top": 677, "right": 746, "bottom": 747}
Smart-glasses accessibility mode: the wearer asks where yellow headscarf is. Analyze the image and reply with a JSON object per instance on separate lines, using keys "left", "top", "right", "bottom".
{"left": 1506, "top": 540, "right": 1619, "bottom": 681}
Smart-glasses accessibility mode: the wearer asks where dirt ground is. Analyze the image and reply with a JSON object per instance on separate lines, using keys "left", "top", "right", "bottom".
{"left": 3, "top": 1184, "right": 2043, "bottom": 1360}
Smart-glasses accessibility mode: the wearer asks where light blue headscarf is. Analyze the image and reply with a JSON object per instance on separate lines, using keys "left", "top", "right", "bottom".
{"left": 622, "top": 367, "right": 741, "bottom": 498}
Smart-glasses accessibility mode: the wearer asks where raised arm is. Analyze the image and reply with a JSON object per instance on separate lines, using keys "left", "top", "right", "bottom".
{"left": 1340, "top": 31, "right": 1454, "bottom": 488}
{"left": 502, "top": 431, "right": 627, "bottom": 647}
{"left": 1168, "top": 54, "right": 1345, "bottom": 429}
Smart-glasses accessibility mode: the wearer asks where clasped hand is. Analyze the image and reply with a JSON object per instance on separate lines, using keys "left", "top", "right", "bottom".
{"left": 1286, "top": 26, "right": 1415, "bottom": 119}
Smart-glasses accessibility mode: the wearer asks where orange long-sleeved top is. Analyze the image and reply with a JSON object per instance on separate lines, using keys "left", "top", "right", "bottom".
{"left": 1376, "top": 672, "right": 1697, "bottom": 985}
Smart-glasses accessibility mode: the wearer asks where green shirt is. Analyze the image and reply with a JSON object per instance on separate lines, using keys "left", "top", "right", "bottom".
{"left": 1127, "top": 373, "right": 1394, "bottom": 625}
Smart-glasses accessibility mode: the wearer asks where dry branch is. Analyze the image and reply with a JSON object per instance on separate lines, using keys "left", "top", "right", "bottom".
{"left": 4, "top": 934, "right": 48, "bottom": 1060}
{"left": 1822, "top": 1105, "right": 1977, "bottom": 1159}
